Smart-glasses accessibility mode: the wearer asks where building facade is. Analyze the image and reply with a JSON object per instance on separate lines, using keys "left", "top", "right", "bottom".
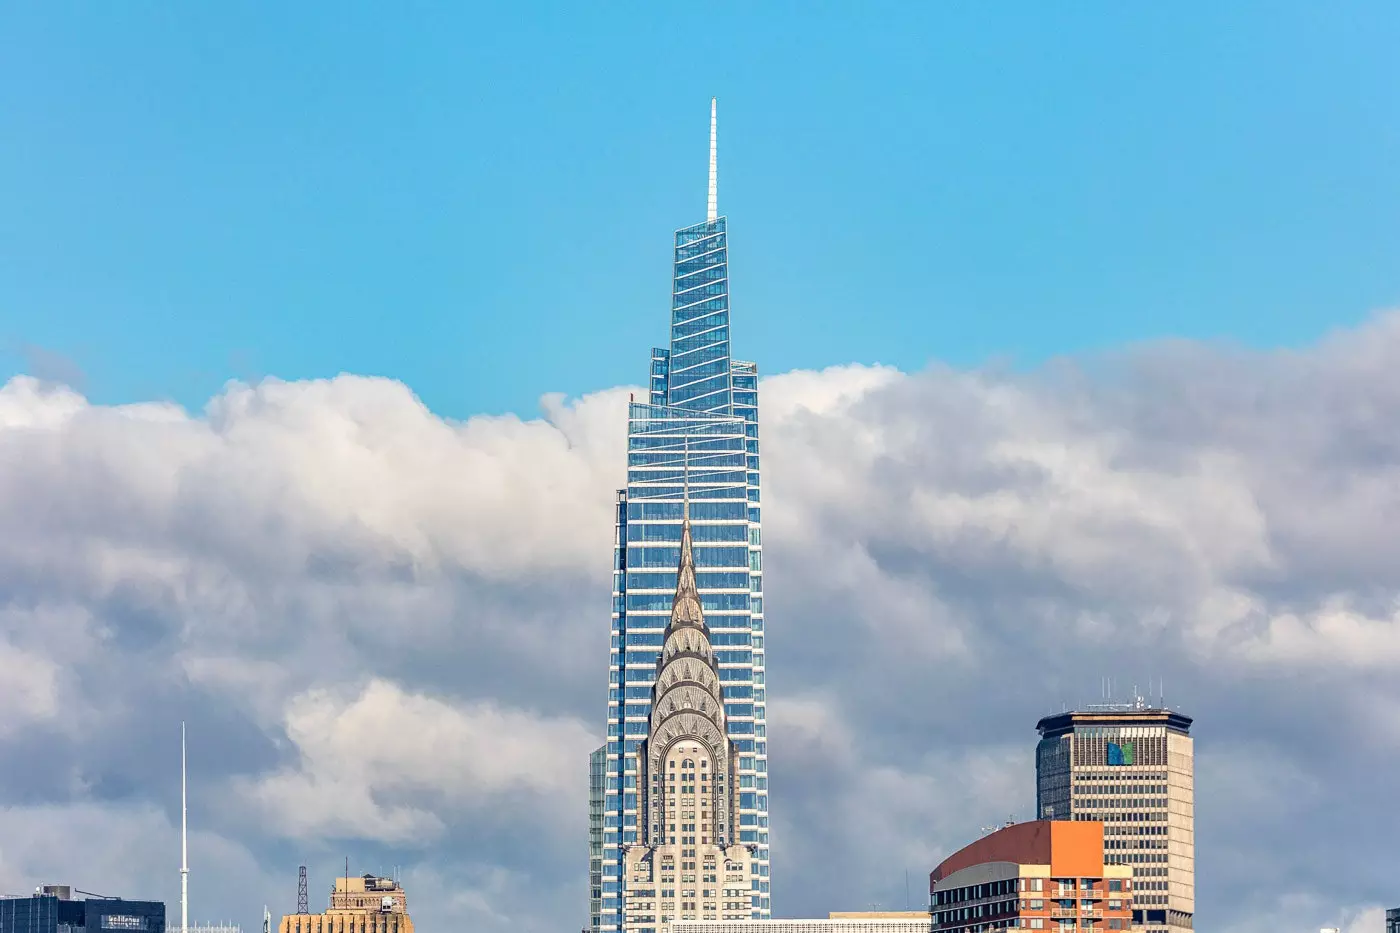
{"left": 592, "top": 745, "right": 608, "bottom": 932}
{"left": 620, "top": 498, "right": 758, "bottom": 932}
{"left": 278, "top": 874, "right": 412, "bottom": 933}
{"left": 1035, "top": 703, "right": 1193, "bottom": 933}
{"left": 0, "top": 887, "right": 165, "bottom": 933}
{"left": 666, "top": 920, "right": 929, "bottom": 933}
{"left": 929, "top": 821, "right": 1133, "bottom": 933}
{"left": 600, "top": 98, "right": 769, "bottom": 933}
{"left": 1387, "top": 909, "right": 1400, "bottom": 933}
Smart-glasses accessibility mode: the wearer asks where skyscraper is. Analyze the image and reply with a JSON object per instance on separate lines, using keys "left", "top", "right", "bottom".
{"left": 1035, "top": 700, "right": 1194, "bottom": 933}
{"left": 620, "top": 488, "right": 758, "bottom": 930}
{"left": 596, "top": 98, "right": 769, "bottom": 933}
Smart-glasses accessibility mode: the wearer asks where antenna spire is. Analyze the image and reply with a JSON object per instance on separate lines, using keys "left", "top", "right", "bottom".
{"left": 682, "top": 437, "right": 690, "bottom": 522}
{"left": 181, "top": 721, "right": 188, "bottom": 933}
{"left": 707, "top": 97, "right": 718, "bottom": 222}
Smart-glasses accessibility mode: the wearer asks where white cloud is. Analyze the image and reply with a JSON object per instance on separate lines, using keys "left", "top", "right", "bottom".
{"left": 237, "top": 679, "right": 598, "bottom": 844}
{"left": 6, "top": 314, "right": 1400, "bottom": 929}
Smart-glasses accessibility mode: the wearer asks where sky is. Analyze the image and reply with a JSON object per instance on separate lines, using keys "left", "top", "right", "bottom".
{"left": 3, "top": 5, "right": 1400, "bottom": 933}
{"left": 4, "top": 4, "right": 1400, "bottom": 416}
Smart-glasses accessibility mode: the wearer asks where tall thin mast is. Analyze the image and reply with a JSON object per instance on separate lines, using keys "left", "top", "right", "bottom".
{"left": 181, "top": 721, "right": 188, "bottom": 933}
{"left": 706, "top": 98, "right": 718, "bottom": 223}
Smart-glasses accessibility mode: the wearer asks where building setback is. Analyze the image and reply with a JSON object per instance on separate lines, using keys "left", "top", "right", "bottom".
{"left": 597, "top": 98, "right": 769, "bottom": 933}
{"left": 930, "top": 820, "right": 1133, "bottom": 933}
{"left": 1035, "top": 703, "right": 1194, "bottom": 933}
{"left": 278, "top": 874, "right": 413, "bottom": 933}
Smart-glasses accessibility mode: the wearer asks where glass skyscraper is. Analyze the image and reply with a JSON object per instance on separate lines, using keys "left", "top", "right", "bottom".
{"left": 595, "top": 98, "right": 769, "bottom": 933}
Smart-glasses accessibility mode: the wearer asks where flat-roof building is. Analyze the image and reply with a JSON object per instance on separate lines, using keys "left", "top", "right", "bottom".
{"left": 1036, "top": 703, "right": 1193, "bottom": 933}
{"left": 0, "top": 885, "right": 165, "bottom": 933}
{"left": 929, "top": 820, "right": 1133, "bottom": 933}
{"left": 665, "top": 916, "right": 929, "bottom": 933}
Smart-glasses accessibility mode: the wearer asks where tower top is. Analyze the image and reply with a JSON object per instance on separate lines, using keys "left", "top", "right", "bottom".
{"left": 707, "top": 97, "right": 718, "bottom": 222}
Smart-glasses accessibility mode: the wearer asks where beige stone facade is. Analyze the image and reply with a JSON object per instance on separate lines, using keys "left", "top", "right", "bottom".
{"left": 623, "top": 509, "right": 758, "bottom": 930}
{"left": 279, "top": 874, "right": 412, "bottom": 933}
{"left": 1035, "top": 707, "right": 1194, "bottom": 933}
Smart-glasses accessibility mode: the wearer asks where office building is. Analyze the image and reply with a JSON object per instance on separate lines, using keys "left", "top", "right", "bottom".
{"left": 666, "top": 919, "right": 928, "bottom": 933}
{"left": 592, "top": 745, "right": 608, "bottom": 931}
{"left": 278, "top": 873, "right": 412, "bottom": 933}
{"left": 599, "top": 98, "right": 768, "bottom": 932}
{"left": 0, "top": 885, "right": 165, "bottom": 933}
{"left": 1035, "top": 701, "right": 1193, "bottom": 933}
{"left": 1387, "top": 909, "right": 1400, "bottom": 933}
{"left": 929, "top": 821, "right": 1133, "bottom": 933}
{"left": 620, "top": 496, "right": 758, "bottom": 931}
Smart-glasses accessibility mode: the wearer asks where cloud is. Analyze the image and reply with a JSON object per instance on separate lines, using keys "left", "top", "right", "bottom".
{"left": 5, "top": 314, "right": 1400, "bottom": 931}
{"left": 238, "top": 679, "right": 597, "bottom": 844}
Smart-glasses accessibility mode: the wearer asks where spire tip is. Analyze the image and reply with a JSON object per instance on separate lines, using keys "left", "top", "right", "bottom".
{"left": 707, "top": 98, "right": 718, "bottom": 223}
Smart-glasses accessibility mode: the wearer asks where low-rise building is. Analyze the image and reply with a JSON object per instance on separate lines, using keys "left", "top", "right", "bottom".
{"left": 665, "top": 917, "right": 929, "bottom": 933}
{"left": 930, "top": 821, "right": 1133, "bottom": 932}
{"left": 0, "top": 885, "right": 165, "bottom": 933}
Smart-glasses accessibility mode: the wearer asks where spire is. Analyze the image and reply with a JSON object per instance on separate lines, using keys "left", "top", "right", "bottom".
{"left": 707, "top": 97, "right": 718, "bottom": 222}
{"left": 670, "top": 439, "right": 704, "bottom": 631}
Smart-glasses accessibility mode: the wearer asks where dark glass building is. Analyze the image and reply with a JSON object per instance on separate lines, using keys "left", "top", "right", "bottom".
{"left": 0, "top": 888, "right": 165, "bottom": 933}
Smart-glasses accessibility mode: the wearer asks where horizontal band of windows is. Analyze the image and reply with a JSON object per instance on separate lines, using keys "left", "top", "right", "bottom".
{"left": 671, "top": 316, "right": 729, "bottom": 341}
{"left": 674, "top": 251, "right": 726, "bottom": 271}
{"left": 671, "top": 332, "right": 729, "bottom": 359}
{"left": 627, "top": 469, "right": 748, "bottom": 486}
{"left": 628, "top": 449, "right": 744, "bottom": 465}
{"left": 673, "top": 266, "right": 727, "bottom": 288}
{"left": 625, "top": 593, "right": 753, "bottom": 612}
{"left": 626, "top": 572, "right": 754, "bottom": 590}
{"left": 668, "top": 357, "right": 731, "bottom": 380}
{"left": 625, "top": 546, "right": 749, "bottom": 567}
{"left": 630, "top": 434, "right": 739, "bottom": 452}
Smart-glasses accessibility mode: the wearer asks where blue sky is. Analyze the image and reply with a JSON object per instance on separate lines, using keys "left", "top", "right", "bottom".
{"left": 2, "top": 3, "right": 1399, "bottom": 418}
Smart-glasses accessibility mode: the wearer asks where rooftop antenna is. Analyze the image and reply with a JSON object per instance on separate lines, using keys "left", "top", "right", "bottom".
{"left": 706, "top": 97, "right": 718, "bottom": 222}
{"left": 262, "top": 907, "right": 270, "bottom": 933}
{"left": 682, "top": 437, "right": 690, "bottom": 522}
{"left": 297, "top": 866, "right": 308, "bottom": 915}
{"left": 181, "top": 721, "right": 189, "bottom": 933}
{"left": 904, "top": 869, "right": 910, "bottom": 910}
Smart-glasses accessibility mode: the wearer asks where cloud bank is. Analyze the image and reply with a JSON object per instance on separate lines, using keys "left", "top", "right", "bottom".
{"left": 5, "top": 314, "right": 1400, "bottom": 932}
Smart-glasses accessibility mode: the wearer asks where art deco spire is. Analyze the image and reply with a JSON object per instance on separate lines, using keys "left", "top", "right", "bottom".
{"left": 669, "top": 440, "right": 705, "bottom": 634}
{"left": 707, "top": 97, "right": 718, "bottom": 223}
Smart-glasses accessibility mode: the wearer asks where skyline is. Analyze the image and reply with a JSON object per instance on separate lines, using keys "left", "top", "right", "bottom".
{"left": 2, "top": 7, "right": 1400, "bottom": 933}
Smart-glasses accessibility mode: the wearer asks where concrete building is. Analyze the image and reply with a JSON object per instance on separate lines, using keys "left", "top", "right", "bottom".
{"left": 930, "top": 821, "right": 1133, "bottom": 933}
{"left": 0, "top": 886, "right": 165, "bottom": 933}
{"left": 666, "top": 919, "right": 929, "bottom": 933}
{"left": 328, "top": 876, "right": 406, "bottom": 914}
{"left": 279, "top": 873, "right": 412, "bottom": 933}
{"left": 620, "top": 494, "right": 758, "bottom": 932}
{"left": 1036, "top": 701, "right": 1193, "bottom": 933}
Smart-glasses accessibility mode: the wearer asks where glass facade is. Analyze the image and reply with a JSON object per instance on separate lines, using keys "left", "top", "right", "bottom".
{"left": 0, "top": 896, "right": 165, "bottom": 933}
{"left": 590, "top": 744, "right": 606, "bottom": 933}
{"left": 599, "top": 207, "right": 768, "bottom": 932}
